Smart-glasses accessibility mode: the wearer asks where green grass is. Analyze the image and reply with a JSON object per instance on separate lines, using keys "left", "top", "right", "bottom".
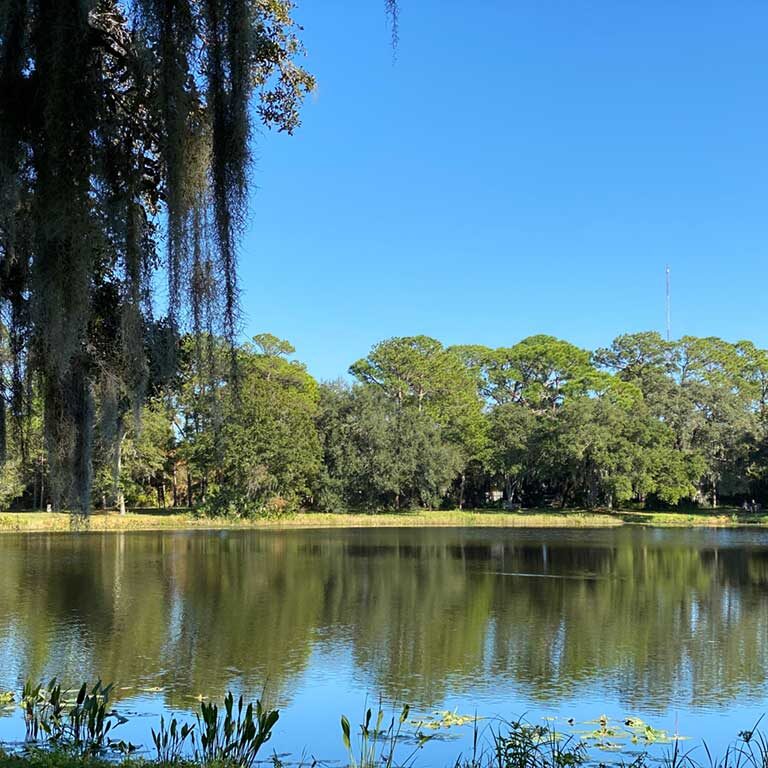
{"left": 0, "top": 756, "right": 243, "bottom": 768}
{"left": 0, "top": 753, "right": 115, "bottom": 768}
{"left": 0, "top": 506, "right": 765, "bottom": 533}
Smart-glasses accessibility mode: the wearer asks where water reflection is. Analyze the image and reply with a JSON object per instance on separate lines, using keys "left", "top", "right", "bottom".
{"left": 0, "top": 527, "right": 767, "bottom": 717}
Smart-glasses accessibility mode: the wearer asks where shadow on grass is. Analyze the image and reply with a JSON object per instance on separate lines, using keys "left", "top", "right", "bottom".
{"left": 124, "top": 507, "right": 192, "bottom": 517}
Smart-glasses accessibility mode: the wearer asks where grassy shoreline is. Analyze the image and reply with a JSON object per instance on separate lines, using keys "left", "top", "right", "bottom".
{"left": 1, "top": 507, "right": 767, "bottom": 533}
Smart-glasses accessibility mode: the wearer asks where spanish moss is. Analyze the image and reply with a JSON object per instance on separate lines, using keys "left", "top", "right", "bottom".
{"left": 0, "top": 0, "right": 315, "bottom": 512}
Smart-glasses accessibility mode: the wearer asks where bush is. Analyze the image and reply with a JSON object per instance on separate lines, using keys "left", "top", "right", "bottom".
{"left": 196, "top": 487, "right": 298, "bottom": 519}
{"left": 0, "top": 460, "right": 24, "bottom": 511}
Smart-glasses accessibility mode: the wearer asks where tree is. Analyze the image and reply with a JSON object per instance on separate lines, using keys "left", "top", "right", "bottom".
{"left": 541, "top": 394, "right": 702, "bottom": 508}
{"left": 351, "top": 336, "right": 487, "bottom": 507}
{"left": 0, "top": 1, "right": 314, "bottom": 513}
{"left": 197, "top": 335, "right": 322, "bottom": 516}
{"left": 0, "top": 455, "right": 23, "bottom": 510}
{"left": 471, "top": 336, "right": 606, "bottom": 410}
{"left": 251, "top": 333, "right": 296, "bottom": 359}
{"left": 736, "top": 341, "right": 768, "bottom": 419}
{"left": 488, "top": 402, "right": 539, "bottom": 503}
{"left": 95, "top": 396, "right": 175, "bottom": 512}
{"left": 350, "top": 336, "right": 451, "bottom": 411}
{"left": 593, "top": 332, "right": 671, "bottom": 384}
{"left": 597, "top": 332, "right": 758, "bottom": 507}
{"left": 316, "top": 383, "right": 461, "bottom": 511}
{"left": 665, "top": 337, "right": 752, "bottom": 505}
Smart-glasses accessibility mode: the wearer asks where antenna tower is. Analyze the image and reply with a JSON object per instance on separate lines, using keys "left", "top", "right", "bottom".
{"left": 665, "top": 265, "right": 671, "bottom": 341}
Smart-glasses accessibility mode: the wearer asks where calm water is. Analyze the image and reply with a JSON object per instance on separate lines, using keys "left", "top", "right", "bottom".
{"left": 1, "top": 526, "right": 768, "bottom": 763}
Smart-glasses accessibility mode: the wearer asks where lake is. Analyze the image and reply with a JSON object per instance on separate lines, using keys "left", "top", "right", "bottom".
{"left": 1, "top": 526, "right": 768, "bottom": 764}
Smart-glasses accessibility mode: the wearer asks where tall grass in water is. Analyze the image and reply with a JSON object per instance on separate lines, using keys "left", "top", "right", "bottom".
{"left": 340, "top": 702, "right": 431, "bottom": 768}
{"left": 194, "top": 692, "right": 278, "bottom": 767}
{"left": 151, "top": 692, "right": 279, "bottom": 767}
{"left": 20, "top": 679, "right": 127, "bottom": 754}
{"left": 453, "top": 717, "right": 586, "bottom": 768}
{"left": 15, "top": 679, "right": 279, "bottom": 766}
{"left": 695, "top": 717, "right": 768, "bottom": 768}
{"left": 151, "top": 716, "right": 195, "bottom": 764}
{"left": 9, "top": 679, "right": 768, "bottom": 768}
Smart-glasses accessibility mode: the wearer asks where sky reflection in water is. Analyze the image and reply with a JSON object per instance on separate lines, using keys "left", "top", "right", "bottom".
{"left": 0, "top": 526, "right": 767, "bottom": 763}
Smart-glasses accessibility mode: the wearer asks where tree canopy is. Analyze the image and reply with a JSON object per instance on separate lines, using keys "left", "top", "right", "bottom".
{"left": 0, "top": 0, "right": 314, "bottom": 512}
{"left": 3, "top": 328, "right": 768, "bottom": 516}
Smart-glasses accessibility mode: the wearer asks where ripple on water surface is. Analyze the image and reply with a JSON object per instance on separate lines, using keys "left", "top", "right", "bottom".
{"left": 0, "top": 526, "right": 767, "bottom": 761}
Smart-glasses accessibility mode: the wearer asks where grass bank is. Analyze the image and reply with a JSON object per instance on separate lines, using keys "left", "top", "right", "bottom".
{"left": 1, "top": 507, "right": 767, "bottom": 533}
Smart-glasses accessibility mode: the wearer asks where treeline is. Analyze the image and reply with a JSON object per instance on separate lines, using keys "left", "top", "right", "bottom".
{"left": 2, "top": 331, "right": 768, "bottom": 514}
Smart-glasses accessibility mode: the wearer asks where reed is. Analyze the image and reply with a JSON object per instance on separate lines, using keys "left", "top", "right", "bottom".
{"left": 5, "top": 681, "right": 768, "bottom": 768}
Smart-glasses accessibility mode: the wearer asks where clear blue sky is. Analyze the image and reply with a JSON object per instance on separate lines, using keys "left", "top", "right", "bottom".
{"left": 239, "top": 1, "right": 768, "bottom": 381}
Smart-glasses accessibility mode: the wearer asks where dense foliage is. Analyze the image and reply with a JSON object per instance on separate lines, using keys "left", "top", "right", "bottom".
{"left": 2, "top": 329, "right": 768, "bottom": 514}
{"left": 0, "top": 0, "right": 314, "bottom": 513}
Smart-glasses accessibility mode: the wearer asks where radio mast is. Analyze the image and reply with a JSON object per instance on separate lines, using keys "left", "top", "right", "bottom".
{"left": 665, "top": 265, "right": 671, "bottom": 341}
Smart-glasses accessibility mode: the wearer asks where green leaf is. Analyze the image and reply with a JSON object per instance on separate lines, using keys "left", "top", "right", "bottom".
{"left": 341, "top": 715, "right": 351, "bottom": 751}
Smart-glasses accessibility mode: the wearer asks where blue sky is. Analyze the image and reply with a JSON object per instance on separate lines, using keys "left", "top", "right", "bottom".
{"left": 239, "top": 1, "right": 768, "bottom": 381}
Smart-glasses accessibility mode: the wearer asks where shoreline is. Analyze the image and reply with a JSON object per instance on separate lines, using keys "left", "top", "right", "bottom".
{"left": 1, "top": 507, "right": 767, "bottom": 534}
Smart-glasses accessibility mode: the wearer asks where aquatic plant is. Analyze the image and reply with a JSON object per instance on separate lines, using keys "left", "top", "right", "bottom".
{"left": 415, "top": 710, "right": 479, "bottom": 731}
{"left": 489, "top": 718, "right": 587, "bottom": 768}
{"left": 194, "top": 691, "right": 279, "bottom": 768}
{"left": 17, "top": 680, "right": 276, "bottom": 766}
{"left": 20, "top": 679, "right": 65, "bottom": 742}
{"left": 7, "top": 680, "right": 768, "bottom": 768}
{"left": 341, "top": 702, "right": 430, "bottom": 768}
{"left": 704, "top": 716, "right": 768, "bottom": 768}
{"left": 67, "top": 681, "right": 118, "bottom": 752}
{"left": 20, "top": 679, "right": 125, "bottom": 755}
{"left": 151, "top": 715, "right": 196, "bottom": 765}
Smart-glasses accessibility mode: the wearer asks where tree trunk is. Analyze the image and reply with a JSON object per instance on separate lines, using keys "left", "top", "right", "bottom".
{"left": 588, "top": 472, "right": 599, "bottom": 509}
{"left": 39, "top": 463, "right": 45, "bottom": 511}
{"left": 114, "top": 416, "right": 127, "bottom": 516}
{"left": 458, "top": 472, "right": 466, "bottom": 510}
{"left": 504, "top": 475, "right": 513, "bottom": 502}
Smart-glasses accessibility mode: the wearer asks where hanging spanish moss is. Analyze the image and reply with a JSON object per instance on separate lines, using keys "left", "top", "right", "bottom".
{"left": 0, "top": 0, "right": 314, "bottom": 513}
{"left": 385, "top": 0, "right": 399, "bottom": 53}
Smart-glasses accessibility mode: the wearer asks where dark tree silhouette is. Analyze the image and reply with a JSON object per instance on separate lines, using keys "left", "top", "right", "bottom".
{"left": 0, "top": 0, "right": 314, "bottom": 512}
